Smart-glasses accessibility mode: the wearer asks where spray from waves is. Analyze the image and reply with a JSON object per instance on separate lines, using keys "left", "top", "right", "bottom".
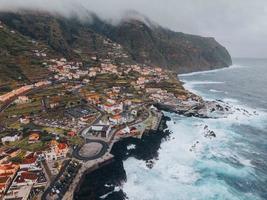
{"left": 122, "top": 105, "right": 267, "bottom": 200}
{"left": 180, "top": 80, "right": 225, "bottom": 99}
{"left": 116, "top": 64, "right": 267, "bottom": 200}
{"left": 179, "top": 64, "right": 246, "bottom": 77}
{"left": 121, "top": 67, "right": 267, "bottom": 200}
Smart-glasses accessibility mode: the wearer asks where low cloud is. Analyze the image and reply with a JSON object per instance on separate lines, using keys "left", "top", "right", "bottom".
{"left": 0, "top": 0, "right": 267, "bottom": 58}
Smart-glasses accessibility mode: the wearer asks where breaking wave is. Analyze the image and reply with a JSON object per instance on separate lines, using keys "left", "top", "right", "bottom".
{"left": 121, "top": 63, "right": 267, "bottom": 200}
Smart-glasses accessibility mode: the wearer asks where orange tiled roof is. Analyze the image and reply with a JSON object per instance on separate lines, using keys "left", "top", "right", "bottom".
{"left": 21, "top": 172, "right": 38, "bottom": 180}
{"left": 0, "top": 164, "right": 18, "bottom": 171}
{"left": 57, "top": 143, "right": 68, "bottom": 150}
{"left": 0, "top": 176, "right": 9, "bottom": 183}
{"left": 68, "top": 131, "right": 76, "bottom": 136}
{"left": 29, "top": 133, "right": 40, "bottom": 141}
{"left": 21, "top": 157, "right": 37, "bottom": 165}
{"left": 111, "top": 114, "right": 122, "bottom": 120}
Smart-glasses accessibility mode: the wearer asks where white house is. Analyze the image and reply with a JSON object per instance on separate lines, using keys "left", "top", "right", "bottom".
{"left": 102, "top": 102, "right": 123, "bottom": 114}
{"left": 15, "top": 96, "right": 30, "bottom": 104}
{"left": 109, "top": 114, "right": 125, "bottom": 125}
{"left": 44, "top": 141, "right": 69, "bottom": 161}
{"left": 1, "top": 134, "right": 22, "bottom": 143}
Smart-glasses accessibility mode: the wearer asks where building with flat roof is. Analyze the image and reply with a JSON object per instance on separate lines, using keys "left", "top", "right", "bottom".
{"left": 89, "top": 125, "right": 112, "bottom": 138}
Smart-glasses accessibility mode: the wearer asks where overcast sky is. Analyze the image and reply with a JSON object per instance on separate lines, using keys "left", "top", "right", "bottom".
{"left": 0, "top": 0, "right": 267, "bottom": 58}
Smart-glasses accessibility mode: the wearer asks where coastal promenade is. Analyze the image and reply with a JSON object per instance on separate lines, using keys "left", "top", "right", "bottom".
{"left": 59, "top": 105, "right": 163, "bottom": 199}
{"left": 62, "top": 153, "right": 114, "bottom": 200}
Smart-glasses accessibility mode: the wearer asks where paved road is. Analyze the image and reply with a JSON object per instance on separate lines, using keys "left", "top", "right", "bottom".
{"left": 72, "top": 103, "right": 151, "bottom": 161}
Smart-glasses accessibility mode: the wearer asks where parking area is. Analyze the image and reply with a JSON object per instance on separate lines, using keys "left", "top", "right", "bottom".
{"left": 65, "top": 106, "right": 96, "bottom": 119}
{"left": 42, "top": 160, "right": 81, "bottom": 200}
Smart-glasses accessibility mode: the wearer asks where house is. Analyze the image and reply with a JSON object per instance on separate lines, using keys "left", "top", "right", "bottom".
{"left": 19, "top": 116, "right": 30, "bottom": 124}
{"left": 131, "top": 110, "right": 138, "bottom": 116}
{"left": 80, "top": 115, "right": 94, "bottom": 122}
{"left": 0, "top": 163, "right": 19, "bottom": 176}
{"left": 120, "top": 126, "right": 131, "bottom": 135}
{"left": 136, "top": 77, "right": 146, "bottom": 85}
{"left": 87, "top": 93, "right": 100, "bottom": 105}
{"left": 102, "top": 102, "right": 123, "bottom": 114}
{"left": 109, "top": 114, "right": 125, "bottom": 125}
{"left": 15, "top": 96, "right": 30, "bottom": 104}
{"left": 4, "top": 148, "right": 21, "bottom": 158}
{"left": 44, "top": 140, "right": 69, "bottom": 161}
{"left": 34, "top": 81, "right": 51, "bottom": 87}
{"left": 88, "top": 71, "right": 97, "bottom": 77}
{"left": 107, "top": 99, "right": 116, "bottom": 105}
{"left": 0, "top": 163, "right": 19, "bottom": 195}
{"left": 28, "top": 133, "right": 40, "bottom": 143}
{"left": 130, "top": 127, "right": 140, "bottom": 135}
{"left": 0, "top": 176, "right": 11, "bottom": 195}
{"left": 112, "top": 87, "right": 121, "bottom": 93}
{"left": 20, "top": 153, "right": 38, "bottom": 170}
{"left": 1, "top": 133, "right": 22, "bottom": 144}
{"left": 155, "top": 67, "right": 162, "bottom": 72}
{"left": 49, "top": 102, "right": 59, "bottom": 109}
{"left": 0, "top": 155, "right": 8, "bottom": 164}
{"left": 13, "top": 171, "right": 38, "bottom": 186}
{"left": 67, "top": 131, "right": 76, "bottom": 137}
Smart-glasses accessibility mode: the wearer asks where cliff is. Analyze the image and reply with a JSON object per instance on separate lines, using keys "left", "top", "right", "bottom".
{"left": 0, "top": 11, "right": 232, "bottom": 78}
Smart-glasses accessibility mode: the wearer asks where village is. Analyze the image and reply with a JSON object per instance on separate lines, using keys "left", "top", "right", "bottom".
{"left": 0, "top": 34, "right": 206, "bottom": 200}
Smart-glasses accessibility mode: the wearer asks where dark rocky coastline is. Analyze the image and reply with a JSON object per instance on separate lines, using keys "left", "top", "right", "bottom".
{"left": 74, "top": 116, "right": 171, "bottom": 200}
{"left": 154, "top": 100, "right": 233, "bottom": 119}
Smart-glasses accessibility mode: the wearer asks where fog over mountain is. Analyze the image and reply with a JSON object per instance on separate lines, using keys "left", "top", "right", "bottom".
{"left": 1, "top": 0, "right": 267, "bottom": 58}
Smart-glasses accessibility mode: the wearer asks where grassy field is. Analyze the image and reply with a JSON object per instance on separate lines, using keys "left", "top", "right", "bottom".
{"left": 3, "top": 100, "right": 42, "bottom": 117}
{"left": 6, "top": 137, "right": 48, "bottom": 152}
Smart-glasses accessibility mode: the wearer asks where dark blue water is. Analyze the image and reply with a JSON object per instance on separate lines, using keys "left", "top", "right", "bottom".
{"left": 181, "top": 58, "right": 267, "bottom": 111}
{"left": 77, "top": 58, "right": 267, "bottom": 200}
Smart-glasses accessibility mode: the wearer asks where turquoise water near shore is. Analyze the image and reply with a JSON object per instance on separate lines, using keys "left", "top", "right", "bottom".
{"left": 77, "top": 58, "right": 267, "bottom": 200}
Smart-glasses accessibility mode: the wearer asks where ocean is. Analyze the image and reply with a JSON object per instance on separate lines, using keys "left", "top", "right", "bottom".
{"left": 76, "top": 58, "right": 267, "bottom": 200}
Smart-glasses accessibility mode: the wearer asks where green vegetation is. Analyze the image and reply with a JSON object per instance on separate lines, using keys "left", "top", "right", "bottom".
{"left": 6, "top": 137, "right": 48, "bottom": 152}
{"left": 0, "top": 11, "right": 231, "bottom": 77}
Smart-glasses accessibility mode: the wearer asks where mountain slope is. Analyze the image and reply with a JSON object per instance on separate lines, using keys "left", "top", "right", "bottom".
{"left": 0, "top": 20, "right": 56, "bottom": 92}
{"left": 0, "top": 11, "right": 232, "bottom": 75}
{"left": 88, "top": 17, "right": 232, "bottom": 72}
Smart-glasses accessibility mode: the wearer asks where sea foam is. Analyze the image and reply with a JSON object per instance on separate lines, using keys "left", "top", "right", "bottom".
{"left": 120, "top": 65, "right": 267, "bottom": 200}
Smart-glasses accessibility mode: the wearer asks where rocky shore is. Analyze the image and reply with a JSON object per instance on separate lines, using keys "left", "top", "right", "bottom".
{"left": 155, "top": 99, "right": 234, "bottom": 119}
{"left": 74, "top": 116, "right": 171, "bottom": 200}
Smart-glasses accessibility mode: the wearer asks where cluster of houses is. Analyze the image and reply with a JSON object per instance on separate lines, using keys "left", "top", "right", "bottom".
{"left": 86, "top": 86, "right": 138, "bottom": 126}
{"left": 146, "top": 88, "right": 181, "bottom": 105}
{"left": 46, "top": 53, "right": 169, "bottom": 89}
{"left": 33, "top": 49, "right": 47, "bottom": 58}
{"left": 47, "top": 58, "right": 87, "bottom": 80}
{"left": 102, "top": 39, "right": 129, "bottom": 59}
{"left": 0, "top": 149, "right": 45, "bottom": 199}
{"left": 0, "top": 135, "right": 69, "bottom": 199}
{"left": 146, "top": 87, "right": 203, "bottom": 109}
